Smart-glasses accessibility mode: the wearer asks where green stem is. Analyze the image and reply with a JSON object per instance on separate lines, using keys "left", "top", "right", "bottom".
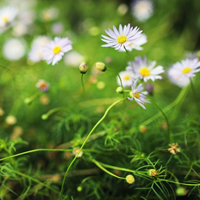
{"left": 81, "top": 73, "right": 85, "bottom": 91}
{"left": 41, "top": 106, "right": 67, "bottom": 120}
{"left": 0, "top": 149, "right": 72, "bottom": 161}
{"left": 149, "top": 97, "right": 171, "bottom": 142}
{"left": 59, "top": 98, "right": 125, "bottom": 198}
{"left": 94, "top": 160, "right": 143, "bottom": 174}
{"left": 107, "top": 68, "right": 124, "bottom": 93}
{"left": 190, "top": 78, "right": 200, "bottom": 113}
{"left": 6, "top": 167, "right": 59, "bottom": 194}
{"left": 142, "top": 86, "right": 189, "bottom": 126}
{"left": 91, "top": 159, "right": 125, "bottom": 180}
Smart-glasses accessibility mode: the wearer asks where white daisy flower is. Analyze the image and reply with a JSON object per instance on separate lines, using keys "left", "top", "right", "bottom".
{"left": 168, "top": 58, "right": 200, "bottom": 79}
{"left": 127, "top": 56, "right": 164, "bottom": 82}
{"left": 168, "top": 67, "right": 190, "bottom": 87}
{"left": 101, "top": 24, "right": 143, "bottom": 52}
{"left": 131, "top": 0, "right": 153, "bottom": 21}
{"left": 3, "top": 38, "right": 25, "bottom": 61}
{"left": 64, "top": 51, "right": 85, "bottom": 67}
{"left": 124, "top": 33, "right": 147, "bottom": 51}
{"left": 117, "top": 71, "right": 134, "bottom": 87}
{"left": 43, "top": 37, "right": 73, "bottom": 65}
{"left": 128, "top": 80, "right": 149, "bottom": 109}
{"left": 0, "top": 6, "right": 18, "bottom": 28}
{"left": 28, "top": 36, "right": 50, "bottom": 63}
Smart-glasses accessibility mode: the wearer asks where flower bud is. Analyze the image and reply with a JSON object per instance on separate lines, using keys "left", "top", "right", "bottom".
{"left": 176, "top": 187, "right": 187, "bottom": 196}
{"left": 77, "top": 186, "right": 82, "bottom": 192}
{"left": 95, "top": 62, "right": 106, "bottom": 72}
{"left": 125, "top": 174, "right": 135, "bottom": 184}
{"left": 116, "top": 87, "right": 124, "bottom": 94}
{"left": 147, "top": 169, "right": 158, "bottom": 177}
{"left": 41, "top": 114, "right": 48, "bottom": 120}
{"left": 79, "top": 62, "right": 88, "bottom": 74}
{"left": 139, "top": 125, "right": 148, "bottom": 133}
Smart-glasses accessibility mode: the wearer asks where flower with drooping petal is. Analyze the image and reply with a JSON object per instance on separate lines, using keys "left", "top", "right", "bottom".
{"left": 36, "top": 80, "right": 49, "bottom": 92}
{"left": 131, "top": 0, "right": 153, "bottom": 21}
{"left": 43, "top": 37, "right": 72, "bottom": 65}
{"left": 127, "top": 56, "right": 164, "bottom": 82}
{"left": 168, "top": 58, "right": 200, "bottom": 81}
{"left": 0, "top": 6, "right": 18, "bottom": 28}
{"left": 123, "top": 33, "right": 147, "bottom": 51}
{"left": 101, "top": 24, "right": 143, "bottom": 52}
{"left": 128, "top": 80, "right": 149, "bottom": 109}
{"left": 117, "top": 71, "right": 134, "bottom": 87}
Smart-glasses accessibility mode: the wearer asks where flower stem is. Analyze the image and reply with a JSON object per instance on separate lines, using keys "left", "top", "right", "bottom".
{"left": 59, "top": 98, "right": 125, "bottom": 198}
{"left": 91, "top": 159, "right": 125, "bottom": 180}
{"left": 81, "top": 73, "right": 85, "bottom": 91}
{"left": 149, "top": 97, "right": 171, "bottom": 142}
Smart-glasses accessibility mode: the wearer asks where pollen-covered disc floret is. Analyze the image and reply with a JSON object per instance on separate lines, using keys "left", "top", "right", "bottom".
{"left": 0, "top": 6, "right": 18, "bottom": 28}
{"left": 117, "top": 71, "right": 134, "bottom": 87}
{"left": 126, "top": 56, "right": 164, "bottom": 82}
{"left": 43, "top": 37, "right": 72, "bottom": 65}
{"left": 101, "top": 24, "right": 143, "bottom": 52}
{"left": 36, "top": 79, "right": 50, "bottom": 92}
{"left": 128, "top": 80, "right": 149, "bottom": 109}
{"left": 168, "top": 58, "right": 200, "bottom": 80}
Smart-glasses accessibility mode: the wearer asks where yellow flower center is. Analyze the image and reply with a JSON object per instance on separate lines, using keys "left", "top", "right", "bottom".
{"left": 123, "top": 75, "right": 131, "bottom": 80}
{"left": 40, "top": 82, "right": 47, "bottom": 89}
{"left": 133, "top": 92, "right": 140, "bottom": 98}
{"left": 139, "top": 67, "right": 150, "bottom": 76}
{"left": 117, "top": 35, "right": 127, "bottom": 44}
{"left": 182, "top": 67, "right": 191, "bottom": 74}
{"left": 3, "top": 17, "right": 8, "bottom": 23}
{"left": 53, "top": 46, "right": 61, "bottom": 54}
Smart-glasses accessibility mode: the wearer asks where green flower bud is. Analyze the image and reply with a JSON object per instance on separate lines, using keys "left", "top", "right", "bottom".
{"left": 125, "top": 174, "right": 135, "bottom": 184}
{"left": 176, "top": 187, "right": 187, "bottom": 196}
{"left": 41, "top": 114, "right": 48, "bottom": 120}
{"left": 116, "top": 87, "right": 124, "bottom": 94}
{"left": 95, "top": 62, "right": 106, "bottom": 72}
{"left": 77, "top": 186, "right": 82, "bottom": 192}
{"left": 79, "top": 62, "right": 88, "bottom": 74}
{"left": 147, "top": 169, "right": 158, "bottom": 177}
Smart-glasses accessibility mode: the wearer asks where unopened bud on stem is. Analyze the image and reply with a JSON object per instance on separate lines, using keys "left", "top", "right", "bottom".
{"left": 79, "top": 62, "right": 88, "bottom": 74}
{"left": 95, "top": 62, "right": 106, "bottom": 72}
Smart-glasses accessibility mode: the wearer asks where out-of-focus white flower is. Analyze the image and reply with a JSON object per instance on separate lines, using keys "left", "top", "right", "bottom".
{"left": 168, "top": 68, "right": 190, "bottom": 87}
{"left": 117, "top": 4, "right": 128, "bottom": 16}
{"left": 5, "top": 115, "right": 17, "bottom": 125}
{"left": 28, "top": 36, "right": 50, "bottom": 63}
{"left": 0, "top": 6, "right": 18, "bottom": 28}
{"left": 131, "top": 0, "right": 153, "bottom": 21}
{"left": 43, "top": 37, "right": 72, "bottom": 65}
{"left": 127, "top": 56, "right": 164, "bottom": 82}
{"left": 128, "top": 80, "right": 149, "bottom": 109}
{"left": 3, "top": 38, "right": 25, "bottom": 61}
{"left": 18, "top": 10, "right": 35, "bottom": 25}
{"left": 51, "top": 22, "right": 64, "bottom": 34}
{"left": 117, "top": 71, "right": 134, "bottom": 88}
{"left": 124, "top": 34, "right": 147, "bottom": 51}
{"left": 36, "top": 79, "right": 49, "bottom": 92}
{"left": 168, "top": 58, "right": 200, "bottom": 80}
{"left": 101, "top": 24, "right": 143, "bottom": 52}
{"left": 12, "top": 22, "right": 28, "bottom": 36}
{"left": 64, "top": 51, "right": 84, "bottom": 67}
{"left": 41, "top": 7, "right": 59, "bottom": 21}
